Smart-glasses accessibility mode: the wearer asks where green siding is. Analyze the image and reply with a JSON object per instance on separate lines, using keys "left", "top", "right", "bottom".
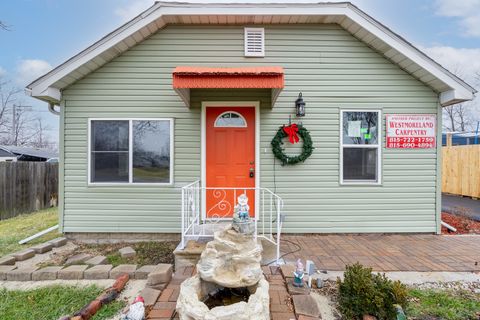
{"left": 62, "top": 24, "right": 439, "bottom": 233}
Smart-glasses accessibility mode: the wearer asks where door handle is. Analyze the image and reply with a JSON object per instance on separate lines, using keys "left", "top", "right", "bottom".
{"left": 249, "top": 168, "right": 255, "bottom": 178}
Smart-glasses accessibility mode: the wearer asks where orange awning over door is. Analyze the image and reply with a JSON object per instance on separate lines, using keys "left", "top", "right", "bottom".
{"left": 172, "top": 66, "right": 284, "bottom": 89}
{"left": 172, "top": 66, "right": 284, "bottom": 107}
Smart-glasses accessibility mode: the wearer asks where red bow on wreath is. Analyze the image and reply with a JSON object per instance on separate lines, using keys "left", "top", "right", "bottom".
{"left": 283, "top": 123, "right": 300, "bottom": 144}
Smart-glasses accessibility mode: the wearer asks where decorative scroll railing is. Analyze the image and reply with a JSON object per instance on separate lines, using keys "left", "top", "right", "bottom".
{"left": 181, "top": 180, "right": 284, "bottom": 264}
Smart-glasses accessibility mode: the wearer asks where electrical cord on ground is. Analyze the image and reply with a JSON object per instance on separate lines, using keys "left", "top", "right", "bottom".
{"left": 261, "top": 235, "right": 302, "bottom": 267}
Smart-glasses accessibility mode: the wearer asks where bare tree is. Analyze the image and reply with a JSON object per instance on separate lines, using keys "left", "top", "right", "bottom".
{"left": 456, "top": 104, "right": 472, "bottom": 131}
{"left": 442, "top": 67, "right": 476, "bottom": 132}
{"left": 443, "top": 105, "right": 457, "bottom": 132}
{"left": 9, "top": 107, "right": 41, "bottom": 146}
{"left": 0, "top": 76, "right": 56, "bottom": 149}
{"left": 30, "top": 118, "right": 54, "bottom": 149}
{"left": 443, "top": 102, "right": 475, "bottom": 132}
{"left": 0, "top": 78, "right": 21, "bottom": 136}
{"left": 0, "top": 21, "right": 10, "bottom": 31}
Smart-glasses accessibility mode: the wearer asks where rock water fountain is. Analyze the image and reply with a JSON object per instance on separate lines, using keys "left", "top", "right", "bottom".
{"left": 176, "top": 194, "right": 270, "bottom": 320}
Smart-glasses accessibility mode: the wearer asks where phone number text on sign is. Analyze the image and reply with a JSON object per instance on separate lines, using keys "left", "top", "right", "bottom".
{"left": 386, "top": 114, "right": 436, "bottom": 149}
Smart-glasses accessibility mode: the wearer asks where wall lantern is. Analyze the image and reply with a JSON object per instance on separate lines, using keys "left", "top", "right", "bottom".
{"left": 295, "top": 92, "right": 306, "bottom": 117}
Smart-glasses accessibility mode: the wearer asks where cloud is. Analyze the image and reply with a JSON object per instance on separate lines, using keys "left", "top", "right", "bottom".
{"left": 423, "top": 46, "right": 480, "bottom": 123}
{"left": 15, "top": 59, "right": 52, "bottom": 86}
{"left": 421, "top": 46, "right": 480, "bottom": 87}
{"left": 114, "top": 0, "right": 153, "bottom": 22}
{"left": 435, "top": 0, "right": 480, "bottom": 37}
{"left": 0, "top": 66, "right": 6, "bottom": 77}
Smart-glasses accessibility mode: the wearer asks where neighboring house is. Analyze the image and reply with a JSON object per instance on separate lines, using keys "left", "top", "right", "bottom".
{"left": 442, "top": 132, "right": 480, "bottom": 146}
{"left": 0, "top": 145, "right": 58, "bottom": 162}
{"left": 0, "top": 148, "right": 17, "bottom": 162}
{"left": 26, "top": 2, "right": 476, "bottom": 239}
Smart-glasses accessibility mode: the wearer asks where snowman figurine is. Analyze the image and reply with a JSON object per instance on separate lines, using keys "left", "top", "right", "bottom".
{"left": 232, "top": 194, "right": 253, "bottom": 234}
{"left": 235, "top": 194, "right": 250, "bottom": 221}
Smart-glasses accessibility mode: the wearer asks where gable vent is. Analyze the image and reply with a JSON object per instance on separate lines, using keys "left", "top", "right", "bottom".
{"left": 244, "top": 28, "right": 265, "bottom": 57}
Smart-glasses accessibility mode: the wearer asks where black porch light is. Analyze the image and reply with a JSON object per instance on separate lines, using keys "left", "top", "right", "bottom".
{"left": 295, "top": 92, "right": 306, "bottom": 117}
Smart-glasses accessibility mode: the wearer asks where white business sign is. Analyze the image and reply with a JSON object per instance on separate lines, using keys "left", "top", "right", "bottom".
{"left": 386, "top": 114, "right": 436, "bottom": 149}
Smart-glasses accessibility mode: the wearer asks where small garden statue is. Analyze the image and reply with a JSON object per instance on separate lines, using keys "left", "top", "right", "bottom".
{"left": 293, "top": 259, "right": 305, "bottom": 287}
{"left": 236, "top": 194, "right": 250, "bottom": 220}
{"left": 232, "top": 194, "right": 254, "bottom": 234}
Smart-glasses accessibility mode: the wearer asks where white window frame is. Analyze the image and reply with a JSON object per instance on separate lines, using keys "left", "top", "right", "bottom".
{"left": 244, "top": 27, "right": 265, "bottom": 57}
{"left": 214, "top": 111, "right": 248, "bottom": 128}
{"left": 339, "top": 109, "right": 382, "bottom": 185}
{"left": 87, "top": 118, "right": 174, "bottom": 186}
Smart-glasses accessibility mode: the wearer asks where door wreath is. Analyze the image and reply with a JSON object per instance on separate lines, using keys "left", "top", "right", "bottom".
{"left": 271, "top": 123, "right": 314, "bottom": 165}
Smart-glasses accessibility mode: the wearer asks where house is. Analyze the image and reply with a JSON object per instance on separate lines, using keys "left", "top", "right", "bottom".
{"left": 0, "top": 147, "right": 17, "bottom": 162}
{"left": 0, "top": 145, "right": 58, "bottom": 162}
{"left": 442, "top": 132, "right": 480, "bottom": 146}
{"left": 26, "top": 2, "right": 476, "bottom": 241}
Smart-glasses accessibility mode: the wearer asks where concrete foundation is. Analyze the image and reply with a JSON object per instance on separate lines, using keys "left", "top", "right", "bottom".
{"left": 65, "top": 232, "right": 180, "bottom": 243}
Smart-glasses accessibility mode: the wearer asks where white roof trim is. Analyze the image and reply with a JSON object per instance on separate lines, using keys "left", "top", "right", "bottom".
{"left": 27, "top": 1, "right": 476, "bottom": 107}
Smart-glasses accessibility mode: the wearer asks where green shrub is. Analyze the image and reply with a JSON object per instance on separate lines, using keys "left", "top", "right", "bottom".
{"left": 337, "top": 263, "right": 408, "bottom": 320}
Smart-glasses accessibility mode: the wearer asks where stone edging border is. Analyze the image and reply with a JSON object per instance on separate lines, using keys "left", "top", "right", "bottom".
{"left": 0, "top": 237, "right": 68, "bottom": 266}
{"left": 0, "top": 238, "right": 174, "bottom": 287}
{"left": 0, "top": 262, "right": 173, "bottom": 283}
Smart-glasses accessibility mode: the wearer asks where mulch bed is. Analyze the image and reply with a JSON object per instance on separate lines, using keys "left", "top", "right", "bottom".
{"left": 40, "top": 241, "right": 177, "bottom": 268}
{"left": 441, "top": 212, "right": 480, "bottom": 234}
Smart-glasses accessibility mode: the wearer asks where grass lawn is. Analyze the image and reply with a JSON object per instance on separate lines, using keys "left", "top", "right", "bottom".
{"left": 0, "top": 285, "right": 125, "bottom": 320}
{"left": 407, "top": 288, "right": 480, "bottom": 320}
{"left": 0, "top": 207, "right": 60, "bottom": 257}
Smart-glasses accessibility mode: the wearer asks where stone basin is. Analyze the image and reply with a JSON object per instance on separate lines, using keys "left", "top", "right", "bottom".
{"left": 176, "top": 225, "right": 270, "bottom": 320}
{"left": 176, "top": 274, "right": 270, "bottom": 320}
{"left": 197, "top": 227, "right": 263, "bottom": 288}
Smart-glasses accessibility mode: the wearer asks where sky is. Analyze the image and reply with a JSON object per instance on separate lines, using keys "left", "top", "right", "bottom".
{"left": 1, "top": 0, "right": 479, "bottom": 146}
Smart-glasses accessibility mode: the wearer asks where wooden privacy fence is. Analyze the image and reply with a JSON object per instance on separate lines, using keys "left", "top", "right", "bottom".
{"left": 0, "top": 162, "right": 58, "bottom": 220}
{"left": 442, "top": 145, "right": 480, "bottom": 198}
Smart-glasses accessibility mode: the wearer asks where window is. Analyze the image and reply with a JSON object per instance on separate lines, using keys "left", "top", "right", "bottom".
{"left": 214, "top": 111, "right": 247, "bottom": 127}
{"left": 90, "top": 120, "right": 129, "bottom": 183}
{"left": 89, "top": 119, "right": 173, "bottom": 185}
{"left": 340, "top": 110, "right": 381, "bottom": 184}
{"left": 244, "top": 28, "right": 265, "bottom": 57}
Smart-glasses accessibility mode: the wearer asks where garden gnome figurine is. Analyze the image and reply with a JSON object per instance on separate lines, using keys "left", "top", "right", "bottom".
{"left": 236, "top": 194, "right": 250, "bottom": 221}
{"left": 232, "top": 194, "right": 254, "bottom": 234}
{"left": 293, "top": 259, "right": 305, "bottom": 287}
{"left": 121, "top": 296, "right": 145, "bottom": 320}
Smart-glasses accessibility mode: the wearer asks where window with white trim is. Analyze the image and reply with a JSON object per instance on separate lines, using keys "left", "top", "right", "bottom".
{"left": 214, "top": 111, "right": 247, "bottom": 127}
{"left": 340, "top": 110, "right": 381, "bottom": 184}
{"left": 244, "top": 27, "right": 265, "bottom": 57}
{"left": 89, "top": 119, "right": 173, "bottom": 184}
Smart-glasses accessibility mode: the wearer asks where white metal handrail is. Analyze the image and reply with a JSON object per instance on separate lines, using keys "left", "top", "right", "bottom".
{"left": 181, "top": 181, "right": 284, "bottom": 264}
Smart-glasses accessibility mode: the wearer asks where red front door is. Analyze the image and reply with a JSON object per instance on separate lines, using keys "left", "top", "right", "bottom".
{"left": 206, "top": 107, "right": 255, "bottom": 218}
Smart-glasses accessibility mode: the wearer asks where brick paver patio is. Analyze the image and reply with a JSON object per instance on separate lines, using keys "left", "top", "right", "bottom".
{"left": 148, "top": 234, "right": 480, "bottom": 319}
{"left": 148, "top": 266, "right": 297, "bottom": 320}
{"left": 282, "top": 234, "right": 480, "bottom": 272}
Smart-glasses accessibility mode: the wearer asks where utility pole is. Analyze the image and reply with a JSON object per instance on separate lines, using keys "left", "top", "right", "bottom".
{"left": 12, "top": 104, "right": 15, "bottom": 145}
{"left": 11, "top": 104, "right": 32, "bottom": 146}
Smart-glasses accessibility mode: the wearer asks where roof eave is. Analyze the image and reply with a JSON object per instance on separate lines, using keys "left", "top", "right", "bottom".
{"left": 440, "top": 89, "right": 476, "bottom": 107}
{"left": 26, "top": 1, "right": 477, "bottom": 107}
{"left": 26, "top": 87, "right": 61, "bottom": 104}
